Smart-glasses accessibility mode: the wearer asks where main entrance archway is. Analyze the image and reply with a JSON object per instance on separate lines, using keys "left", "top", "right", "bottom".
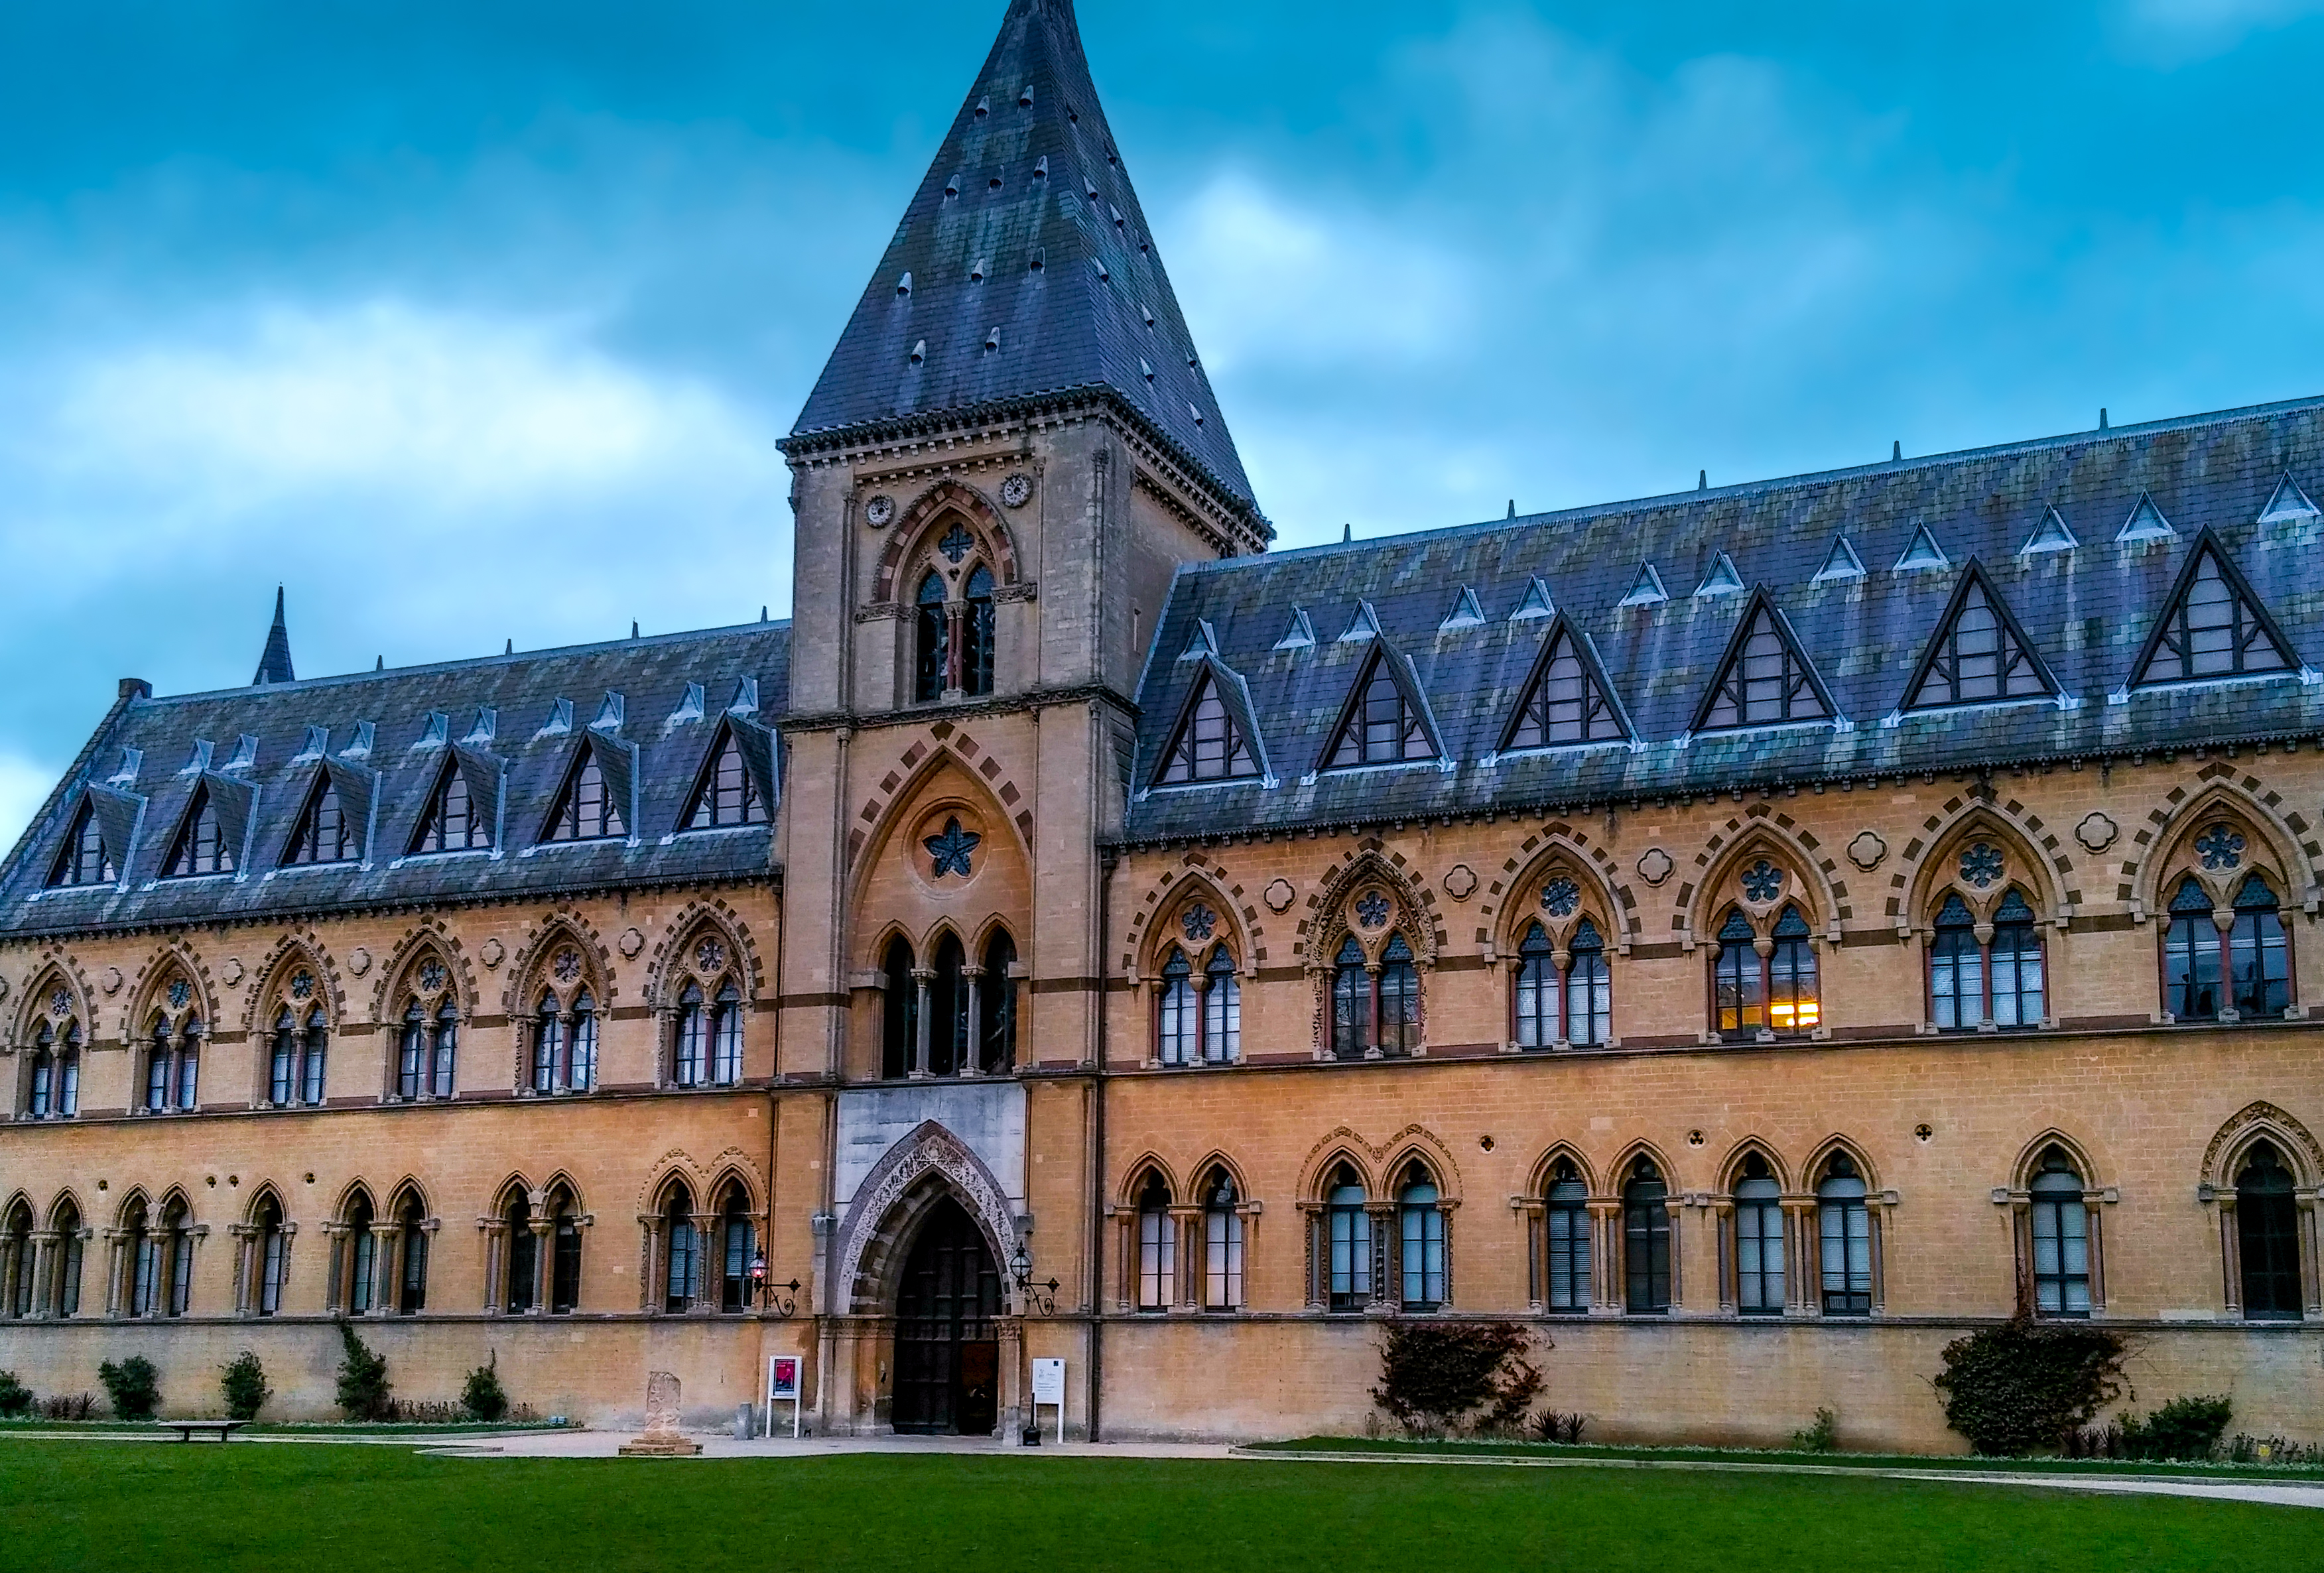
{"left": 893, "top": 1198, "right": 1001, "bottom": 1434}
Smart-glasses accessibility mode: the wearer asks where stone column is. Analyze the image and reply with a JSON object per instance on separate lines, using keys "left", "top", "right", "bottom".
{"left": 480, "top": 1221, "right": 507, "bottom": 1314}
{"left": 27, "top": 1230, "right": 56, "bottom": 1320}
{"left": 529, "top": 1219, "right": 555, "bottom": 1314}
{"left": 637, "top": 1216, "right": 664, "bottom": 1314}
{"left": 322, "top": 1224, "right": 348, "bottom": 1314}
{"left": 911, "top": 968, "right": 936, "bottom": 1078}
{"left": 0, "top": 1233, "right": 17, "bottom": 1319}
{"left": 369, "top": 1225, "right": 401, "bottom": 1316}
{"left": 689, "top": 1213, "right": 718, "bottom": 1314}
{"left": 1589, "top": 1202, "right": 1621, "bottom": 1313}
{"left": 1362, "top": 964, "right": 1384, "bottom": 1060}
{"left": 1366, "top": 1203, "right": 1396, "bottom": 1310}
{"left": 958, "top": 966, "right": 984, "bottom": 1076}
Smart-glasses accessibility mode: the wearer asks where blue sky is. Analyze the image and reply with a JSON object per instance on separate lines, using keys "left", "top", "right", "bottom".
{"left": 3, "top": 0, "right": 2323, "bottom": 843}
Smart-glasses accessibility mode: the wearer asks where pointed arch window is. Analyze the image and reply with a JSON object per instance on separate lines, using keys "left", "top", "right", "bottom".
{"left": 255, "top": 1197, "right": 287, "bottom": 1316}
{"left": 550, "top": 1192, "right": 583, "bottom": 1314}
{"left": 143, "top": 1013, "right": 201, "bottom": 1113}
{"left": 396, "top": 1194, "right": 429, "bottom": 1313}
{"left": 1157, "top": 673, "right": 1257, "bottom": 785}
{"left": 2230, "top": 872, "right": 2290, "bottom": 1018}
{"left": 532, "top": 993, "right": 565, "bottom": 1094}
{"left": 1817, "top": 1154, "right": 1872, "bottom": 1316}
{"left": 711, "top": 984, "right": 743, "bottom": 1085}
{"left": 1769, "top": 908, "right": 1819, "bottom": 1033}
{"left": 1330, "top": 936, "right": 1370, "bottom": 1060}
{"left": 981, "top": 930, "right": 1018, "bottom": 1072}
{"left": 881, "top": 939, "right": 918, "bottom": 1080}
{"left": 1202, "top": 1170, "right": 1244, "bottom": 1311}
{"left": 1505, "top": 626, "right": 1625, "bottom": 749}
{"left": 1734, "top": 1153, "right": 1784, "bottom": 1316}
{"left": 1513, "top": 916, "right": 1611, "bottom": 1050}
{"left": 663, "top": 1186, "right": 699, "bottom": 1313}
{"left": 1156, "top": 948, "right": 1196, "bottom": 1065}
{"left": 963, "top": 564, "right": 996, "bottom": 697}
{"left": 1324, "top": 1166, "right": 1371, "bottom": 1312}
{"left": 48, "top": 798, "right": 115, "bottom": 887}
{"left": 413, "top": 761, "right": 489, "bottom": 853}
{"left": 1931, "top": 887, "right": 2045, "bottom": 1030}
{"left": 2136, "top": 541, "right": 2292, "bottom": 686}
{"left": 163, "top": 786, "right": 233, "bottom": 878}
{"left": 1378, "top": 934, "right": 1419, "bottom": 1056}
{"left": 1545, "top": 1160, "right": 1591, "bottom": 1314}
{"left": 1623, "top": 1158, "right": 1671, "bottom": 1314}
{"left": 285, "top": 775, "right": 357, "bottom": 865}
{"left": 1397, "top": 1163, "right": 1445, "bottom": 1312}
{"left": 1703, "top": 604, "right": 1827, "bottom": 729}
{"left": 4, "top": 1204, "right": 32, "bottom": 1318}
{"left": 674, "top": 982, "right": 707, "bottom": 1088}
{"left": 685, "top": 724, "right": 768, "bottom": 830}
{"left": 2028, "top": 1149, "right": 2091, "bottom": 1318}
{"left": 1135, "top": 1172, "right": 1176, "bottom": 1312}
{"left": 1907, "top": 576, "right": 2051, "bottom": 708}
{"left": 27, "top": 1022, "right": 80, "bottom": 1120}
{"left": 2235, "top": 1142, "right": 2301, "bottom": 1321}
{"left": 123, "top": 1200, "right": 156, "bottom": 1316}
{"left": 1714, "top": 905, "right": 1824, "bottom": 1039}
{"left": 399, "top": 1002, "right": 426, "bottom": 1100}
{"left": 2165, "top": 871, "right": 2290, "bottom": 1021}
{"left": 914, "top": 572, "right": 950, "bottom": 702}
{"left": 716, "top": 1185, "right": 756, "bottom": 1314}
{"left": 503, "top": 1193, "right": 536, "bottom": 1314}
{"left": 543, "top": 744, "right": 625, "bottom": 843}
{"left": 1325, "top": 650, "right": 1434, "bottom": 768}
{"left": 1154, "top": 942, "right": 1239, "bottom": 1066}
{"left": 346, "top": 1192, "right": 378, "bottom": 1315}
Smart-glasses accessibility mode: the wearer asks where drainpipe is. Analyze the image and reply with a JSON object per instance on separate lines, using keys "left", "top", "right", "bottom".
{"left": 1088, "top": 845, "right": 1116, "bottom": 1442}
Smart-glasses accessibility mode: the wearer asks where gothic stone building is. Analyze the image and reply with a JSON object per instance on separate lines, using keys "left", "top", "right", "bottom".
{"left": 1, "top": 0, "right": 2320, "bottom": 1450}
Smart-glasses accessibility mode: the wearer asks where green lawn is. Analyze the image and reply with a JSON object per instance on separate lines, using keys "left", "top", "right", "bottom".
{"left": 0, "top": 1441, "right": 2311, "bottom": 1573}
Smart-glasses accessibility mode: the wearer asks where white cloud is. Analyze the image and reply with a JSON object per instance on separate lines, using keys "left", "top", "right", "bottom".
{"left": 2120, "top": 0, "right": 2324, "bottom": 56}
{"left": 0, "top": 753, "right": 61, "bottom": 859}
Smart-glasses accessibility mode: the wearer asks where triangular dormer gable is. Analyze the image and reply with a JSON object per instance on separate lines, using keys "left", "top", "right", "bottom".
{"left": 1508, "top": 578, "right": 1555, "bottom": 621}
{"left": 1439, "top": 588, "right": 1486, "bottom": 631}
{"left": 1336, "top": 601, "right": 1382, "bottom": 643}
{"left": 1618, "top": 563, "right": 1668, "bottom": 607}
{"left": 2116, "top": 493, "right": 2177, "bottom": 543}
{"left": 1272, "top": 607, "right": 1316, "bottom": 651}
{"left": 1690, "top": 588, "right": 1836, "bottom": 733}
{"left": 681, "top": 716, "right": 775, "bottom": 832}
{"left": 409, "top": 750, "right": 497, "bottom": 855}
{"left": 2018, "top": 505, "right": 2079, "bottom": 555}
{"left": 2128, "top": 530, "right": 2299, "bottom": 689}
{"left": 1498, "top": 615, "right": 1632, "bottom": 753}
{"left": 46, "top": 793, "right": 121, "bottom": 889}
{"left": 1811, "top": 535, "right": 1866, "bottom": 583}
{"left": 1693, "top": 552, "right": 1745, "bottom": 598}
{"left": 1892, "top": 524, "right": 1949, "bottom": 572}
{"left": 1319, "top": 643, "right": 1441, "bottom": 771}
{"left": 2258, "top": 473, "right": 2321, "bottom": 525}
{"left": 279, "top": 763, "right": 367, "bottom": 867}
{"left": 1899, "top": 560, "right": 2059, "bottom": 712}
{"left": 1152, "top": 662, "right": 1263, "bottom": 787}
{"left": 161, "top": 777, "right": 249, "bottom": 879}
{"left": 539, "top": 735, "right": 635, "bottom": 844}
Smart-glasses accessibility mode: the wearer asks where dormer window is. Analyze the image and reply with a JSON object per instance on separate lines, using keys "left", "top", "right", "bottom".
{"left": 413, "top": 760, "right": 490, "bottom": 853}
{"left": 1157, "top": 672, "right": 1257, "bottom": 785}
{"left": 683, "top": 722, "right": 771, "bottom": 830}
{"left": 284, "top": 775, "right": 357, "bottom": 866}
{"left": 543, "top": 743, "right": 627, "bottom": 843}
{"left": 47, "top": 799, "right": 115, "bottom": 888}
{"left": 162, "top": 785, "right": 233, "bottom": 878}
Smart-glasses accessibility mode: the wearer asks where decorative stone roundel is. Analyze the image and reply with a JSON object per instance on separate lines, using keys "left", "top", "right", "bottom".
{"left": 619, "top": 928, "right": 647, "bottom": 960}
{"left": 1541, "top": 877, "right": 1580, "bottom": 918}
{"left": 222, "top": 959, "right": 244, "bottom": 987}
{"left": 1741, "top": 859, "right": 1783, "bottom": 903}
{"left": 480, "top": 937, "right": 505, "bottom": 970}
{"left": 1847, "top": 831, "right": 1888, "bottom": 872}
{"left": 2076, "top": 813, "right": 2118, "bottom": 854}
{"left": 348, "top": 948, "right": 371, "bottom": 978}
{"left": 999, "top": 473, "right": 1033, "bottom": 509}
{"left": 925, "top": 817, "right": 981, "bottom": 879}
{"left": 1180, "top": 904, "right": 1216, "bottom": 943}
{"left": 1443, "top": 864, "right": 1478, "bottom": 901}
{"left": 290, "top": 971, "right": 315, "bottom": 1001}
{"left": 102, "top": 968, "right": 123, "bottom": 996}
{"left": 1959, "top": 842, "right": 2004, "bottom": 889}
{"left": 864, "top": 494, "right": 896, "bottom": 529}
{"left": 1263, "top": 879, "right": 1296, "bottom": 914}
{"left": 2196, "top": 824, "right": 2246, "bottom": 871}
{"left": 1354, "top": 891, "right": 1391, "bottom": 930}
{"left": 695, "top": 938, "right": 728, "bottom": 976}
{"left": 1636, "top": 848, "right": 1675, "bottom": 887}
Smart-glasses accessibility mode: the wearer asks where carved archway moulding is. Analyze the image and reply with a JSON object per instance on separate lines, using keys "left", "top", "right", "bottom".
{"left": 2201, "top": 1101, "right": 2324, "bottom": 1190}
{"left": 1294, "top": 843, "right": 1445, "bottom": 966}
{"left": 240, "top": 931, "right": 350, "bottom": 1035}
{"left": 2122, "top": 767, "right": 2322, "bottom": 920}
{"left": 644, "top": 899, "right": 765, "bottom": 1007}
{"left": 1888, "top": 792, "right": 2077, "bottom": 930}
{"left": 1484, "top": 824, "right": 1636, "bottom": 954}
{"left": 832, "top": 1119, "right": 1021, "bottom": 1317}
{"left": 846, "top": 725, "right": 1034, "bottom": 877}
{"left": 498, "top": 907, "right": 619, "bottom": 1018}
{"left": 367, "top": 919, "right": 480, "bottom": 1024}
{"left": 1677, "top": 806, "right": 1847, "bottom": 946}
{"left": 1120, "top": 854, "right": 1266, "bottom": 979}
{"left": 869, "top": 479, "right": 1024, "bottom": 603}
{"left": 10, "top": 948, "right": 94, "bottom": 1046}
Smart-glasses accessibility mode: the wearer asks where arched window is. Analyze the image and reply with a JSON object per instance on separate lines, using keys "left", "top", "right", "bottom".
{"left": 300, "top": 1009, "right": 328, "bottom": 1105}
{"left": 396, "top": 1194, "right": 428, "bottom": 1314}
{"left": 1378, "top": 934, "right": 1419, "bottom": 1056}
{"left": 981, "top": 930, "right": 1018, "bottom": 1072}
{"left": 56, "top": 1028, "right": 80, "bottom": 1118}
{"left": 2163, "top": 874, "right": 2221, "bottom": 1019}
{"left": 1566, "top": 919, "right": 1610, "bottom": 1046}
{"left": 549, "top": 1190, "right": 582, "bottom": 1315}
{"left": 255, "top": 1198, "right": 287, "bottom": 1317}
{"left": 1135, "top": 1172, "right": 1175, "bottom": 1312}
{"left": 1734, "top": 1153, "right": 1784, "bottom": 1317}
{"left": 674, "top": 982, "right": 706, "bottom": 1088}
{"left": 1623, "top": 1158, "right": 1671, "bottom": 1314}
{"left": 29, "top": 1025, "right": 53, "bottom": 1119}
{"left": 1514, "top": 922, "right": 1557, "bottom": 1049}
{"left": 1817, "top": 1154, "right": 1872, "bottom": 1316}
{"left": 570, "top": 991, "right": 598, "bottom": 1092}
{"left": 929, "top": 934, "right": 969, "bottom": 1078}
{"left": 1929, "top": 894, "right": 1980, "bottom": 1031}
{"left": 163, "top": 1201, "right": 193, "bottom": 1318}
{"left": 1398, "top": 1163, "right": 1445, "bottom": 1312}
{"left": 398, "top": 1002, "right": 425, "bottom": 1100}
{"left": 1769, "top": 907, "right": 1818, "bottom": 1034}
{"left": 124, "top": 1199, "right": 156, "bottom": 1317}
{"left": 1932, "top": 887, "right": 2046, "bottom": 1031}
{"left": 882, "top": 938, "right": 918, "bottom": 1080}
{"left": 1990, "top": 889, "right": 2045, "bottom": 1027}
{"left": 347, "top": 1192, "right": 377, "bottom": 1315}
{"left": 712, "top": 985, "right": 743, "bottom": 1086}
{"left": 2028, "top": 1148, "right": 2090, "bottom": 1318}
{"left": 1202, "top": 1170, "right": 1244, "bottom": 1311}
{"left": 52, "top": 1202, "right": 85, "bottom": 1318}
{"left": 718, "top": 1186, "right": 755, "bottom": 1314}
{"left": 914, "top": 572, "right": 949, "bottom": 702}
{"left": 1331, "top": 936, "right": 1370, "bottom": 1060}
{"left": 663, "top": 1187, "right": 698, "bottom": 1313}
{"left": 963, "top": 564, "right": 996, "bottom": 697}
{"left": 1156, "top": 948, "right": 1196, "bottom": 1065}
{"left": 2230, "top": 873, "right": 2290, "bottom": 1018}
{"left": 1713, "top": 906, "right": 1819, "bottom": 1040}
{"left": 27, "top": 1022, "right": 74, "bottom": 1119}
{"left": 2236, "top": 1142, "right": 2301, "bottom": 1321}
{"left": 503, "top": 1194, "right": 535, "bottom": 1314}
{"left": 1713, "top": 909, "right": 1761, "bottom": 1038}
{"left": 1545, "top": 1159, "right": 1590, "bottom": 1314}
{"left": 532, "top": 993, "right": 564, "bottom": 1094}
{"left": 3, "top": 1204, "right": 32, "bottom": 1319}
{"left": 431, "top": 1002, "right": 458, "bottom": 1099}
{"left": 1202, "top": 946, "right": 1240, "bottom": 1064}
{"left": 1325, "top": 1166, "right": 1370, "bottom": 1312}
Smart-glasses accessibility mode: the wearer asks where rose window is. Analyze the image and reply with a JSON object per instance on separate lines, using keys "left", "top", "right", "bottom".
{"left": 1958, "top": 842, "right": 2004, "bottom": 889}
{"left": 1181, "top": 903, "right": 1217, "bottom": 942}
{"left": 1540, "top": 877, "right": 1580, "bottom": 918}
{"left": 1355, "top": 891, "right": 1391, "bottom": 930}
{"left": 2196, "top": 824, "right": 2246, "bottom": 871}
{"left": 1741, "top": 860, "right": 1783, "bottom": 903}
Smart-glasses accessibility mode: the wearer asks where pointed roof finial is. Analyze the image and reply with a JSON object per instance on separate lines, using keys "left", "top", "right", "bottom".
{"left": 1506, "top": 499, "right": 1516, "bottom": 519}
{"left": 1342, "top": 523, "right": 1352, "bottom": 543}
{"left": 251, "top": 585, "right": 295, "bottom": 686}
{"left": 1699, "top": 470, "right": 1708, "bottom": 491}
{"left": 1892, "top": 440, "right": 1902, "bottom": 462}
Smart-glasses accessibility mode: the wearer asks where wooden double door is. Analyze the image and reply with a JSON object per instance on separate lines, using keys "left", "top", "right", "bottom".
{"left": 893, "top": 1198, "right": 1001, "bottom": 1435}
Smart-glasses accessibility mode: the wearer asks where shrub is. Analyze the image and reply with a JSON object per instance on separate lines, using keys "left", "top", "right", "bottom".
{"left": 1528, "top": 1411, "right": 1588, "bottom": 1445}
{"left": 1373, "top": 1322, "right": 1544, "bottom": 1436}
{"left": 1791, "top": 1407, "right": 1840, "bottom": 1453}
{"left": 0, "top": 1370, "right": 32, "bottom": 1419}
{"left": 2125, "top": 1395, "right": 2233, "bottom": 1462}
{"left": 335, "top": 1323, "right": 393, "bottom": 1421}
{"left": 462, "top": 1352, "right": 509, "bottom": 1423}
{"left": 97, "top": 1356, "right": 160, "bottom": 1421}
{"left": 39, "top": 1393, "right": 95, "bottom": 1421}
{"left": 219, "top": 1352, "right": 270, "bottom": 1422}
{"left": 2229, "top": 1433, "right": 2322, "bottom": 1467}
{"left": 1931, "top": 1318, "right": 2125, "bottom": 1456}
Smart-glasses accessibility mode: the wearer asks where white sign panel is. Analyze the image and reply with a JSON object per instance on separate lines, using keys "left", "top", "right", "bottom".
{"left": 1031, "top": 1357, "right": 1065, "bottom": 1405}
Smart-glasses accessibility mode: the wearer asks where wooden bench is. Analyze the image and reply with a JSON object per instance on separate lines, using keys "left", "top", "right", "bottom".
{"left": 155, "top": 1420, "right": 244, "bottom": 1444}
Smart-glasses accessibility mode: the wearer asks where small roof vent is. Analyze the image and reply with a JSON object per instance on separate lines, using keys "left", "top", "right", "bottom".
{"left": 1619, "top": 563, "right": 1669, "bottom": 607}
{"left": 1812, "top": 535, "right": 1866, "bottom": 582}
{"left": 2259, "top": 473, "right": 2321, "bottom": 524}
{"left": 970, "top": 259, "right": 986, "bottom": 283}
{"left": 1273, "top": 607, "right": 1317, "bottom": 651}
{"left": 1439, "top": 587, "right": 1486, "bottom": 631}
{"left": 1189, "top": 403, "right": 1205, "bottom": 428}
{"left": 986, "top": 327, "right": 1003, "bottom": 353}
{"left": 974, "top": 95, "right": 990, "bottom": 118}
{"left": 1142, "top": 306, "right": 1155, "bottom": 328}
{"left": 1337, "top": 601, "right": 1382, "bottom": 643}
{"left": 1111, "top": 204, "right": 1126, "bottom": 229}
{"left": 1029, "top": 246, "right": 1045, "bottom": 273}
{"left": 896, "top": 271, "right": 912, "bottom": 297}
{"left": 2018, "top": 505, "right": 2079, "bottom": 555}
{"left": 909, "top": 340, "right": 926, "bottom": 365}
{"left": 1019, "top": 84, "right": 1034, "bottom": 107}
{"left": 2116, "top": 493, "right": 2176, "bottom": 543}
{"left": 1094, "top": 259, "right": 1110, "bottom": 282}
{"left": 1694, "top": 552, "right": 1746, "bottom": 598}
{"left": 1139, "top": 358, "right": 1154, "bottom": 383}
{"left": 1509, "top": 577, "right": 1555, "bottom": 621}
{"left": 944, "top": 175, "right": 960, "bottom": 198}
{"left": 1892, "top": 524, "right": 1949, "bottom": 572}
{"left": 1033, "top": 155, "right": 1048, "bottom": 180}
{"left": 1178, "top": 619, "right": 1220, "bottom": 661}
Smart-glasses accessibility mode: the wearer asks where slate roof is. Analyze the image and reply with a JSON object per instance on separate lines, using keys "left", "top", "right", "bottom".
{"left": 0, "top": 621, "right": 791, "bottom": 939}
{"left": 785, "top": 0, "right": 1260, "bottom": 518}
{"left": 1122, "top": 395, "right": 2324, "bottom": 845}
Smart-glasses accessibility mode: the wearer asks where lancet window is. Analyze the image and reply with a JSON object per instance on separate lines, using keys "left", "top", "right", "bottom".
{"left": 877, "top": 929, "right": 1017, "bottom": 1080}
{"left": 47, "top": 798, "right": 115, "bottom": 888}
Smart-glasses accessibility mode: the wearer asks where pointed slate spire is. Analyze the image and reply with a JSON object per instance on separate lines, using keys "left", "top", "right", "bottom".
{"left": 2018, "top": 505, "right": 2079, "bottom": 555}
{"left": 252, "top": 586, "right": 295, "bottom": 686}
{"left": 787, "top": 0, "right": 1256, "bottom": 511}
